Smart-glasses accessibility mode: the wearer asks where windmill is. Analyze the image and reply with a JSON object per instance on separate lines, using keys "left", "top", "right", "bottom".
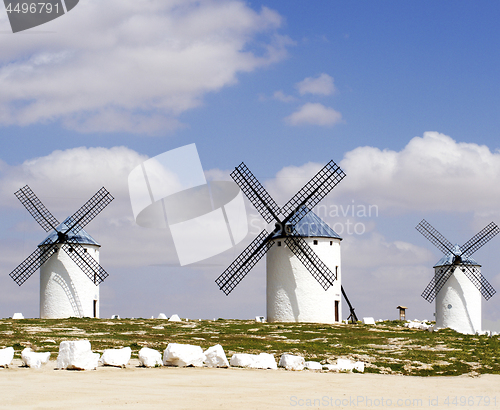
{"left": 9, "top": 185, "right": 113, "bottom": 319}
{"left": 216, "top": 161, "right": 358, "bottom": 324}
{"left": 416, "top": 219, "right": 499, "bottom": 334}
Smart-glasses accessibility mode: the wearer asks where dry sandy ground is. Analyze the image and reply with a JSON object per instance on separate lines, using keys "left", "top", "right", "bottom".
{"left": 1, "top": 359, "right": 499, "bottom": 409}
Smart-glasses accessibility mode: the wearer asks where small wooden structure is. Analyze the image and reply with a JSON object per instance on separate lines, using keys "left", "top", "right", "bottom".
{"left": 396, "top": 305, "right": 407, "bottom": 321}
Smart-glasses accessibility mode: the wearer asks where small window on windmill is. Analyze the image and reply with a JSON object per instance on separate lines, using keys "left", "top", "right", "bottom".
{"left": 84, "top": 248, "right": 88, "bottom": 253}
{"left": 330, "top": 241, "right": 333, "bottom": 245}
{"left": 277, "top": 241, "right": 281, "bottom": 247}
{"left": 313, "top": 240, "right": 318, "bottom": 245}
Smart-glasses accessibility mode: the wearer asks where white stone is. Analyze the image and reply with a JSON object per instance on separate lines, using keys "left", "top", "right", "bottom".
{"left": 229, "top": 353, "right": 277, "bottom": 370}
{"left": 168, "top": 314, "right": 181, "bottom": 322}
{"left": 203, "top": 344, "right": 229, "bottom": 368}
{"left": 100, "top": 347, "right": 131, "bottom": 367}
{"left": 363, "top": 317, "right": 376, "bottom": 325}
{"left": 12, "top": 313, "right": 24, "bottom": 319}
{"left": 278, "top": 354, "right": 305, "bottom": 371}
{"left": 405, "top": 320, "right": 432, "bottom": 330}
{"left": 255, "top": 316, "right": 265, "bottom": 323}
{"left": 56, "top": 340, "right": 100, "bottom": 370}
{"left": 111, "top": 315, "right": 120, "bottom": 319}
{"left": 163, "top": 343, "right": 205, "bottom": 367}
{"left": 157, "top": 313, "right": 167, "bottom": 319}
{"left": 323, "top": 358, "right": 364, "bottom": 373}
{"left": 305, "top": 361, "right": 323, "bottom": 370}
{"left": 138, "top": 347, "right": 162, "bottom": 368}
{"left": 0, "top": 347, "right": 14, "bottom": 367}
{"left": 267, "top": 236, "right": 342, "bottom": 324}
{"left": 354, "top": 361, "right": 365, "bottom": 372}
{"left": 21, "top": 348, "right": 50, "bottom": 369}
{"left": 40, "top": 242, "right": 100, "bottom": 319}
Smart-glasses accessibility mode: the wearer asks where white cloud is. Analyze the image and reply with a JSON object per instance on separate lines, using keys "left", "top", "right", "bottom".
{"left": 272, "top": 90, "right": 296, "bottom": 102}
{"left": 338, "top": 132, "right": 500, "bottom": 214}
{"left": 0, "top": 0, "right": 290, "bottom": 134}
{"left": 296, "top": 73, "right": 335, "bottom": 95}
{"left": 285, "top": 102, "right": 342, "bottom": 126}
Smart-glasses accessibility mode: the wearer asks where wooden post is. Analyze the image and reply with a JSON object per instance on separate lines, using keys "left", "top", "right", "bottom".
{"left": 396, "top": 305, "right": 407, "bottom": 321}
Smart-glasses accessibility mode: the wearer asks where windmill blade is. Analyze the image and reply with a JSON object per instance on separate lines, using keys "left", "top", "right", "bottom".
{"left": 421, "top": 264, "right": 455, "bottom": 303}
{"left": 284, "top": 236, "right": 336, "bottom": 290}
{"left": 230, "top": 163, "right": 281, "bottom": 224}
{"left": 65, "top": 187, "right": 114, "bottom": 235}
{"left": 460, "top": 222, "right": 500, "bottom": 258}
{"left": 14, "top": 185, "right": 60, "bottom": 232}
{"left": 9, "top": 238, "right": 58, "bottom": 286}
{"left": 459, "top": 263, "right": 496, "bottom": 300}
{"left": 415, "top": 219, "right": 455, "bottom": 256}
{"left": 216, "top": 229, "right": 274, "bottom": 295}
{"left": 61, "top": 239, "right": 109, "bottom": 285}
{"left": 281, "top": 160, "right": 346, "bottom": 226}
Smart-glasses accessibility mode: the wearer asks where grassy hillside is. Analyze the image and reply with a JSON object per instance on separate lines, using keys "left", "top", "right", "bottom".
{"left": 1, "top": 318, "right": 499, "bottom": 376}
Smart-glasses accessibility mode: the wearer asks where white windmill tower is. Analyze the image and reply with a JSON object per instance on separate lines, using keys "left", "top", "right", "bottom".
{"left": 9, "top": 186, "right": 113, "bottom": 319}
{"left": 416, "top": 220, "right": 499, "bottom": 334}
{"left": 216, "top": 161, "right": 358, "bottom": 324}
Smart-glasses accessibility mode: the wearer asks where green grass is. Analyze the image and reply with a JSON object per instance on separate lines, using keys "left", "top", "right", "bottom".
{"left": 1, "top": 318, "right": 499, "bottom": 376}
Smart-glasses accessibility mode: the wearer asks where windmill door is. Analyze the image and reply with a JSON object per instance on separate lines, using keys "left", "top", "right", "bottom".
{"left": 335, "top": 300, "right": 339, "bottom": 322}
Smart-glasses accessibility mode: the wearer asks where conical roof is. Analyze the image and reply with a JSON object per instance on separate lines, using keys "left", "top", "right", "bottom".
{"left": 272, "top": 209, "right": 342, "bottom": 240}
{"left": 434, "top": 244, "right": 479, "bottom": 268}
{"left": 38, "top": 217, "right": 100, "bottom": 247}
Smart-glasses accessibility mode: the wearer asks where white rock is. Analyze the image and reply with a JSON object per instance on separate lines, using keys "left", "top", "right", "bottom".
{"left": 163, "top": 343, "right": 205, "bottom": 367}
{"left": 405, "top": 320, "right": 432, "bottom": 330}
{"left": 12, "top": 313, "right": 24, "bottom": 319}
{"left": 0, "top": 347, "right": 14, "bottom": 367}
{"left": 168, "top": 314, "right": 181, "bottom": 322}
{"left": 157, "top": 313, "right": 167, "bottom": 319}
{"left": 323, "top": 358, "right": 365, "bottom": 373}
{"left": 56, "top": 340, "right": 100, "bottom": 370}
{"left": 21, "top": 348, "right": 50, "bottom": 369}
{"left": 100, "top": 347, "right": 131, "bottom": 367}
{"left": 111, "top": 315, "right": 120, "bottom": 319}
{"left": 279, "top": 354, "right": 305, "bottom": 371}
{"left": 230, "top": 353, "right": 277, "bottom": 370}
{"left": 255, "top": 316, "right": 265, "bottom": 322}
{"left": 363, "top": 317, "right": 376, "bottom": 325}
{"left": 305, "top": 361, "right": 323, "bottom": 370}
{"left": 354, "top": 361, "right": 365, "bottom": 372}
{"left": 138, "top": 347, "right": 162, "bottom": 368}
{"left": 204, "top": 344, "right": 229, "bottom": 368}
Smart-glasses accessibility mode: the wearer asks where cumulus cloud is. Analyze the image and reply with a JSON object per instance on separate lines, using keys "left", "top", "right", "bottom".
{"left": 338, "top": 132, "right": 500, "bottom": 215}
{"left": 0, "top": 0, "right": 290, "bottom": 134}
{"left": 284, "top": 102, "right": 342, "bottom": 126}
{"left": 296, "top": 73, "right": 335, "bottom": 96}
{"left": 272, "top": 90, "right": 296, "bottom": 102}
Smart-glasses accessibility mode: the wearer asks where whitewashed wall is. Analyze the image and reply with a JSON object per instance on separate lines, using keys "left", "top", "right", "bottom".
{"left": 266, "top": 237, "right": 342, "bottom": 323}
{"left": 39, "top": 244, "right": 100, "bottom": 319}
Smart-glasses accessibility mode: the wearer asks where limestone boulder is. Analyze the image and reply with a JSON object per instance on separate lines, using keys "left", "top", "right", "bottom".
{"left": 163, "top": 343, "right": 205, "bottom": 367}
{"left": 230, "top": 353, "right": 277, "bottom": 370}
{"left": 21, "top": 348, "right": 50, "bottom": 369}
{"left": 204, "top": 344, "right": 229, "bottom": 368}
{"left": 305, "top": 361, "right": 323, "bottom": 370}
{"left": 0, "top": 347, "right": 14, "bottom": 367}
{"left": 57, "top": 340, "right": 100, "bottom": 370}
{"left": 279, "top": 354, "right": 305, "bottom": 371}
{"left": 138, "top": 347, "right": 162, "bottom": 368}
{"left": 100, "top": 347, "right": 131, "bottom": 367}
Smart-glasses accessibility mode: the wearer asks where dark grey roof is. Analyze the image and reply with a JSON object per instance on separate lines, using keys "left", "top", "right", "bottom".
{"left": 434, "top": 244, "right": 479, "bottom": 267}
{"left": 38, "top": 217, "right": 100, "bottom": 247}
{"left": 272, "top": 209, "right": 342, "bottom": 240}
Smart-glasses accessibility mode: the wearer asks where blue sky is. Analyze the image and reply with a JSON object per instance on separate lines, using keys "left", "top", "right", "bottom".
{"left": 1, "top": 1, "right": 500, "bottom": 327}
